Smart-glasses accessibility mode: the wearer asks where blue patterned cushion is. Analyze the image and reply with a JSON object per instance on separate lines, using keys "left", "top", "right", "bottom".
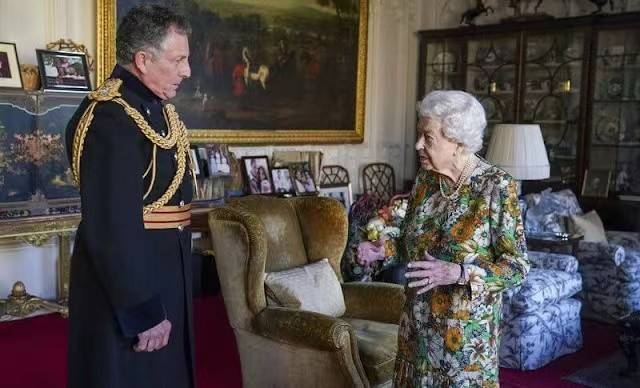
{"left": 499, "top": 298, "right": 583, "bottom": 370}
{"left": 503, "top": 269, "right": 582, "bottom": 315}
{"left": 528, "top": 251, "right": 578, "bottom": 273}
{"left": 524, "top": 189, "right": 582, "bottom": 234}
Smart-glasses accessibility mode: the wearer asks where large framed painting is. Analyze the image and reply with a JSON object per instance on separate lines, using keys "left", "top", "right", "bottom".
{"left": 97, "top": 0, "right": 368, "bottom": 144}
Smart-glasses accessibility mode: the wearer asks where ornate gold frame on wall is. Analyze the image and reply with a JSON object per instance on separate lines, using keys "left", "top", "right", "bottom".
{"left": 96, "top": 0, "right": 368, "bottom": 145}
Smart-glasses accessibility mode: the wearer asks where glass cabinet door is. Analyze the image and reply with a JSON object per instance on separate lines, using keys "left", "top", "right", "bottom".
{"left": 465, "top": 35, "right": 518, "bottom": 152}
{"left": 589, "top": 27, "right": 640, "bottom": 197}
{"left": 422, "top": 39, "right": 466, "bottom": 98}
{"left": 521, "top": 30, "right": 586, "bottom": 188}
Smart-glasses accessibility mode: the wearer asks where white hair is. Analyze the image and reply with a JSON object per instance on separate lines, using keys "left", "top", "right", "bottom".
{"left": 417, "top": 90, "right": 486, "bottom": 153}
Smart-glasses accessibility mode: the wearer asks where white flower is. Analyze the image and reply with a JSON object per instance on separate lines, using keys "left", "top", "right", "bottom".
{"left": 382, "top": 226, "right": 400, "bottom": 238}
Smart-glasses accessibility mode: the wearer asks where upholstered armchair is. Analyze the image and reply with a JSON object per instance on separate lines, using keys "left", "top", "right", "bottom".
{"left": 574, "top": 232, "right": 640, "bottom": 320}
{"left": 522, "top": 188, "right": 640, "bottom": 320}
{"left": 208, "top": 195, "right": 405, "bottom": 388}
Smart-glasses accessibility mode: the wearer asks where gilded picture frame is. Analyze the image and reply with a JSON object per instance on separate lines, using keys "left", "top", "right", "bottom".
{"left": 96, "top": 0, "right": 368, "bottom": 145}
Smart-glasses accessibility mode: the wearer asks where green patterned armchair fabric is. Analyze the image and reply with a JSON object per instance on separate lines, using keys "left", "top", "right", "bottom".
{"left": 208, "top": 195, "right": 405, "bottom": 388}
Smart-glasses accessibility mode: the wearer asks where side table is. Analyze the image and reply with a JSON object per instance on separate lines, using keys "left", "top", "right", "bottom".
{"left": 526, "top": 233, "right": 584, "bottom": 256}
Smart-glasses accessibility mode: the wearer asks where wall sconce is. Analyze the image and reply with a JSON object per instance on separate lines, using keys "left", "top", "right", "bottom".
{"left": 562, "top": 79, "right": 571, "bottom": 93}
{"left": 490, "top": 81, "right": 497, "bottom": 93}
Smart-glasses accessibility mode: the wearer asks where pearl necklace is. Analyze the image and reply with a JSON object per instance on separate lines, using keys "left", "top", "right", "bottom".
{"left": 439, "top": 154, "right": 476, "bottom": 200}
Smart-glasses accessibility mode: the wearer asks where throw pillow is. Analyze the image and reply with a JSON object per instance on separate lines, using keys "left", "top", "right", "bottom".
{"left": 570, "top": 210, "right": 607, "bottom": 243}
{"left": 264, "top": 258, "right": 345, "bottom": 317}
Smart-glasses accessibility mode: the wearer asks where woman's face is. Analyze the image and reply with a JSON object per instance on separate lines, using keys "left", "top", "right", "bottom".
{"left": 258, "top": 167, "right": 267, "bottom": 180}
{"left": 415, "top": 116, "right": 460, "bottom": 171}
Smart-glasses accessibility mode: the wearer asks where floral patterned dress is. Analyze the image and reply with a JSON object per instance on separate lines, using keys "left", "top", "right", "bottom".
{"left": 393, "top": 157, "right": 530, "bottom": 388}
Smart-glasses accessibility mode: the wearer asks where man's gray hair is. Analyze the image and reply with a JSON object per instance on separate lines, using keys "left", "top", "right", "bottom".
{"left": 417, "top": 90, "right": 486, "bottom": 154}
{"left": 116, "top": 5, "right": 191, "bottom": 65}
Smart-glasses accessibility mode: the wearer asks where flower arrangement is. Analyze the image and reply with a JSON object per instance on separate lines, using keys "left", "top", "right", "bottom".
{"left": 343, "top": 194, "right": 409, "bottom": 282}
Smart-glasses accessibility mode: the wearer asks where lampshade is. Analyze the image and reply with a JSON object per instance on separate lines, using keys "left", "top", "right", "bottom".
{"left": 486, "top": 124, "right": 550, "bottom": 180}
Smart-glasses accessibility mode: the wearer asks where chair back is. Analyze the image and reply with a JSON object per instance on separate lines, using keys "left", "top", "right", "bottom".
{"left": 362, "top": 163, "right": 395, "bottom": 203}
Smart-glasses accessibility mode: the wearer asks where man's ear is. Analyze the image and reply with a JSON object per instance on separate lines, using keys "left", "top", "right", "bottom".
{"left": 133, "top": 51, "right": 152, "bottom": 75}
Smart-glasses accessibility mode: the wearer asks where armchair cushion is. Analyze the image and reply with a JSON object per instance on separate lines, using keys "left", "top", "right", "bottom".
{"left": 344, "top": 318, "right": 398, "bottom": 386}
{"left": 503, "top": 268, "right": 582, "bottom": 315}
{"left": 569, "top": 211, "right": 607, "bottom": 243}
{"left": 264, "top": 259, "right": 345, "bottom": 317}
{"left": 342, "top": 282, "right": 405, "bottom": 324}
{"left": 527, "top": 251, "right": 579, "bottom": 273}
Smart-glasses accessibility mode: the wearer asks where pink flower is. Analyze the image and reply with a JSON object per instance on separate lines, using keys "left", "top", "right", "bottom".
{"left": 356, "top": 240, "right": 386, "bottom": 266}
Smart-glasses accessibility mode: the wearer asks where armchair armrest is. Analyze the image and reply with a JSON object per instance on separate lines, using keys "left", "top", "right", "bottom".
{"left": 527, "top": 251, "right": 579, "bottom": 273}
{"left": 342, "top": 282, "right": 405, "bottom": 324}
{"left": 254, "top": 306, "right": 353, "bottom": 351}
{"left": 577, "top": 241, "right": 626, "bottom": 266}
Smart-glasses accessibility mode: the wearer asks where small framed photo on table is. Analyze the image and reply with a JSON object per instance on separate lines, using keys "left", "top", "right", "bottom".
{"left": 242, "top": 156, "right": 273, "bottom": 195}
{"left": 271, "top": 167, "right": 294, "bottom": 194}
{"left": 319, "top": 183, "right": 353, "bottom": 209}
{"left": 207, "top": 144, "right": 232, "bottom": 176}
{"left": 289, "top": 162, "right": 318, "bottom": 196}
{"left": 36, "top": 49, "right": 91, "bottom": 91}
{"left": 581, "top": 169, "right": 611, "bottom": 198}
{"left": 0, "top": 42, "right": 23, "bottom": 89}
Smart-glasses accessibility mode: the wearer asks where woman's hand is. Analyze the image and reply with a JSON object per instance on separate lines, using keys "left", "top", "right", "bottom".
{"left": 356, "top": 240, "right": 386, "bottom": 266}
{"left": 405, "top": 251, "right": 461, "bottom": 294}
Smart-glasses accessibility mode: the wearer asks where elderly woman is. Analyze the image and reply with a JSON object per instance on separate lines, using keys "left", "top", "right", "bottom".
{"left": 393, "top": 90, "right": 530, "bottom": 387}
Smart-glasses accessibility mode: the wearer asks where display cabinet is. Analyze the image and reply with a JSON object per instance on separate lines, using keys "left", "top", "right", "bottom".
{"left": 417, "top": 12, "right": 640, "bottom": 202}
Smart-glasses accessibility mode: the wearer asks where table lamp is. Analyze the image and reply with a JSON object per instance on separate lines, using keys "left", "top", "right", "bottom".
{"left": 486, "top": 124, "right": 550, "bottom": 194}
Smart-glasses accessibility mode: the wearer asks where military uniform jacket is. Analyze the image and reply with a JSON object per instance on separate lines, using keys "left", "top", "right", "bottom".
{"left": 64, "top": 65, "right": 195, "bottom": 388}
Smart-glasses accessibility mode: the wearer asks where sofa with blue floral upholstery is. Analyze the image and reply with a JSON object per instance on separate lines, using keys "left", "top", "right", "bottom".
{"left": 499, "top": 251, "right": 583, "bottom": 370}
{"left": 521, "top": 188, "right": 640, "bottom": 321}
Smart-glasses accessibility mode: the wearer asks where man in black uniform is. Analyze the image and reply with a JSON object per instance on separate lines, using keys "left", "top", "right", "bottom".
{"left": 65, "top": 6, "right": 195, "bottom": 387}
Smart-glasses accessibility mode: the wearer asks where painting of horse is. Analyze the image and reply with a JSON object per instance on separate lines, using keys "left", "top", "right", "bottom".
{"left": 102, "top": 0, "right": 368, "bottom": 143}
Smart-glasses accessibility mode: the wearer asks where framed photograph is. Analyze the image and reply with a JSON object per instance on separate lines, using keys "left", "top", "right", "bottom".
{"left": 36, "top": 49, "right": 91, "bottom": 91}
{"left": 195, "top": 147, "right": 210, "bottom": 178}
{"left": 581, "top": 169, "right": 611, "bottom": 198}
{"left": 189, "top": 147, "right": 201, "bottom": 177}
{"left": 0, "top": 42, "right": 23, "bottom": 89}
{"left": 271, "top": 167, "right": 294, "bottom": 194}
{"left": 242, "top": 156, "right": 273, "bottom": 195}
{"left": 319, "top": 183, "right": 353, "bottom": 209}
{"left": 289, "top": 162, "right": 318, "bottom": 196}
{"left": 97, "top": 0, "right": 368, "bottom": 144}
{"left": 207, "top": 144, "right": 232, "bottom": 177}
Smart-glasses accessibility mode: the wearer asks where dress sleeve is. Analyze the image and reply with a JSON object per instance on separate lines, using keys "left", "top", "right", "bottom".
{"left": 463, "top": 176, "right": 530, "bottom": 300}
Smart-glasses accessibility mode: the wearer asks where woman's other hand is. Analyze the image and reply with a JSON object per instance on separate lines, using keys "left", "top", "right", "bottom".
{"left": 405, "top": 251, "right": 460, "bottom": 294}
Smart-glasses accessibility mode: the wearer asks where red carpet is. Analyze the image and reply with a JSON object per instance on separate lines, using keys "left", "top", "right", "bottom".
{"left": 0, "top": 296, "right": 620, "bottom": 388}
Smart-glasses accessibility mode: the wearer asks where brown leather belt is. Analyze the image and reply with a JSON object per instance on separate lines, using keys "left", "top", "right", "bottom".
{"left": 143, "top": 204, "right": 191, "bottom": 230}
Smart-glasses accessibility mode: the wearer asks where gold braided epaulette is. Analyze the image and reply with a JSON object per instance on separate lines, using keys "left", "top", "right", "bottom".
{"left": 88, "top": 78, "right": 123, "bottom": 101}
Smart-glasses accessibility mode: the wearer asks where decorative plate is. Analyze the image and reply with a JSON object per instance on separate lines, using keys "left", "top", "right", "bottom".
{"left": 607, "top": 79, "right": 623, "bottom": 99}
{"left": 595, "top": 116, "right": 620, "bottom": 143}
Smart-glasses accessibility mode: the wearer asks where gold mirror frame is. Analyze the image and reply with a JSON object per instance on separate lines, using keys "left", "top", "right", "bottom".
{"left": 96, "top": 0, "right": 368, "bottom": 145}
